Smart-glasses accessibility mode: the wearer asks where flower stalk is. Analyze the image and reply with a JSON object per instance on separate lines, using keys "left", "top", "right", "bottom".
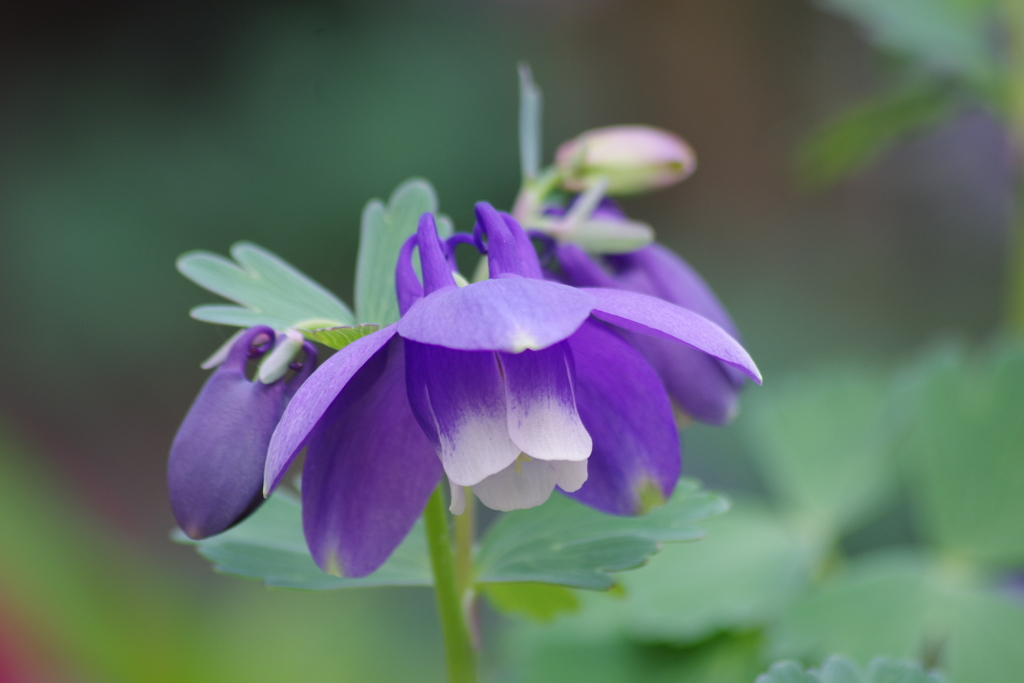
{"left": 424, "top": 485, "right": 477, "bottom": 683}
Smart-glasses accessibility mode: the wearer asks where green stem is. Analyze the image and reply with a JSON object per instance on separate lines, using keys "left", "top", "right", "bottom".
{"left": 424, "top": 485, "right": 477, "bottom": 683}
{"left": 1004, "top": 0, "right": 1024, "bottom": 331}
{"left": 454, "top": 487, "right": 475, "bottom": 595}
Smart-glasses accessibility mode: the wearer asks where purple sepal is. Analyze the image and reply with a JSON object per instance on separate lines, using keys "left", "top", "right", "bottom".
{"left": 395, "top": 235, "right": 424, "bottom": 315}
{"left": 565, "top": 321, "right": 680, "bottom": 515}
{"left": 302, "top": 337, "right": 442, "bottom": 577}
{"left": 169, "top": 326, "right": 317, "bottom": 539}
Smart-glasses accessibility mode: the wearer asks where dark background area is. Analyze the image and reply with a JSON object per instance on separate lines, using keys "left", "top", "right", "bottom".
{"left": 0, "top": 0, "right": 1011, "bottom": 678}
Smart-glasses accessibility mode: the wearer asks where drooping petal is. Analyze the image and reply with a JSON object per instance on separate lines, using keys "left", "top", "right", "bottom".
{"left": 264, "top": 324, "right": 399, "bottom": 495}
{"left": 471, "top": 456, "right": 588, "bottom": 512}
{"left": 404, "top": 340, "right": 520, "bottom": 486}
{"left": 397, "top": 277, "right": 595, "bottom": 353}
{"left": 169, "top": 326, "right": 305, "bottom": 539}
{"left": 625, "top": 333, "right": 740, "bottom": 424}
{"left": 564, "top": 321, "right": 680, "bottom": 515}
{"left": 586, "top": 287, "right": 762, "bottom": 384}
{"left": 302, "top": 337, "right": 442, "bottom": 577}
{"left": 499, "top": 342, "right": 592, "bottom": 462}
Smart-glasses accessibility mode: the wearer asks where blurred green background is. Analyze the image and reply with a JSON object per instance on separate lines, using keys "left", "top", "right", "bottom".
{"left": 0, "top": 1, "right": 1014, "bottom": 681}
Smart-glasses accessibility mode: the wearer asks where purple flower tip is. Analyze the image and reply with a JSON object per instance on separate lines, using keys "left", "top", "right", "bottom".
{"left": 168, "top": 326, "right": 316, "bottom": 539}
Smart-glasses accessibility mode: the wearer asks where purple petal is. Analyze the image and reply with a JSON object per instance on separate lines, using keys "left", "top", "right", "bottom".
{"left": 397, "top": 277, "right": 596, "bottom": 352}
{"left": 472, "top": 457, "right": 588, "bottom": 512}
{"left": 395, "top": 234, "right": 424, "bottom": 316}
{"left": 502, "top": 211, "right": 544, "bottom": 279}
{"left": 564, "top": 321, "right": 680, "bottom": 515}
{"left": 404, "top": 340, "right": 520, "bottom": 486}
{"left": 169, "top": 326, "right": 292, "bottom": 539}
{"left": 302, "top": 337, "right": 442, "bottom": 577}
{"left": 626, "top": 333, "right": 739, "bottom": 424}
{"left": 476, "top": 202, "right": 520, "bottom": 277}
{"left": 264, "top": 325, "right": 398, "bottom": 495}
{"left": 586, "top": 287, "right": 762, "bottom": 384}
{"left": 555, "top": 242, "right": 619, "bottom": 289}
{"left": 499, "top": 342, "right": 592, "bottom": 462}
{"left": 416, "top": 213, "right": 456, "bottom": 294}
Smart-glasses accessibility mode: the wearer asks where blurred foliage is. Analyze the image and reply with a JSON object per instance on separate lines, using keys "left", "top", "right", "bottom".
{"left": 501, "top": 338, "right": 1024, "bottom": 683}
{"left": 799, "top": 0, "right": 1003, "bottom": 187}
{"left": 755, "top": 655, "right": 946, "bottom": 683}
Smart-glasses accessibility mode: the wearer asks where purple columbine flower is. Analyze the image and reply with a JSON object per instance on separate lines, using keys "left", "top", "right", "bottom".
{"left": 168, "top": 326, "right": 317, "bottom": 539}
{"left": 551, "top": 200, "right": 747, "bottom": 425}
{"left": 263, "top": 202, "right": 760, "bottom": 577}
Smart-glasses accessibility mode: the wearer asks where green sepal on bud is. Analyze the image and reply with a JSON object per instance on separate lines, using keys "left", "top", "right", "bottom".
{"left": 556, "top": 125, "right": 697, "bottom": 196}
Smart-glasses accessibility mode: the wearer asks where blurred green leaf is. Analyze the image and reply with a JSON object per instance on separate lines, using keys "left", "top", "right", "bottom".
{"left": 179, "top": 241, "right": 354, "bottom": 330}
{"left": 482, "top": 582, "right": 580, "bottom": 622}
{"left": 756, "top": 655, "right": 946, "bottom": 683}
{"left": 176, "top": 492, "right": 432, "bottom": 589}
{"left": 475, "top": 479, "right": 728, "bottom": 590}
{"left": 612, "top": 502, "right": 815, "bottom": 644}
{"left": 770, "top": 550, "right": 1024, "bottom": 682}
{"left": 355, "top": 178, "right": 453, "bottom": 326}
{"left": 300, "top": 323, "right": 380, "bottom": 350}
{"left": 900, "top": 341, "right": 1024, "bottom": 568}
{"left": 814, "top": 0, "right": 997, "bottom": 83}
{"left": 742, "top": 365, "right": 902, "bottom": 537}
{"left": 797, "top": 82, "right": 959, "bottom": 189}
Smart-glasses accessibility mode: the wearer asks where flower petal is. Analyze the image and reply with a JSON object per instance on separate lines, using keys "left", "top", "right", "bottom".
{"left": 564, "top": 321, "right": 681, "bottom": 515}
{"left": 302, "top": 337, "right": 442, "bottom": 577}
{"left": 586, "top": 287, "right": 761, "bottom": 384}
{"left": 499, "top": 342, "right": 592, "bottom": 462}
{"left": 626, "top": 333, "right": 740, "bottom": 424}
{"left": 264, "top": 324, "right": 398, "bottom": 495}
{"left": 397, "top": 277, "right": 595, "bottom": 352}
{"left": 472, "top": 457, "right": 588, "bottom": 512}
{"left": 404, "top": 340, "right": 520, "bottom": 486}
{"left": 169, "top": 326, "right": 285, "bottom": 539}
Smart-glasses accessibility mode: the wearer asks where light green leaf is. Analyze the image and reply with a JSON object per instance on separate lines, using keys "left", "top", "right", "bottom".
{"left": 175, "top": 492, "right": 432, "bottom": 589}
{"left": 770, "top": 550, "right": 1024, "bottom": 682}
{"left": 755, "top": 656, "right": 946, "bottom": 683}
{"left": 475, "top": 479, "right": 728, "bottom": 590}
{"left": 482, "top": 582, "right": 580, "bottom": 622}
{"left": 797, "top": 82, "right": 959, "bottom": 189}
{"left": 354, "top": 178, "right": 452, "bottom": 326}
{"left": 612, "top": 502, "right": 816, "bottom": 644}
{"left": 178, "top": 241, "right": 354, "bottom": 330}
{"left": 814, "top": 0, "right": 996, "bottom": 83}
{"left": 900, "top": 340, "right": 1024, "bottom": 567}
{"left": 741, "top": 365, "right": 901, "bottom": 538}
{"left": 300, "top": 324, "right": 380, "bottom": 350}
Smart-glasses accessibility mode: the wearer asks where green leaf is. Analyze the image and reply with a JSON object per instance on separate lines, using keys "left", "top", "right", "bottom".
{"left": 900, "top": 340, "right": 1024, "bottom": 567}
{"left": 611, "top": 502, "right": 816, "bottom": 644}
{"left": 741, "top": 365, "right": 901, "bottom": 537}
{"left": 474, "top": 479, "right": 728, "bottom": 590}
{"left": 797, "top": 82, "right": 959, "bottom": 189}
{"left": 769, "top": 550, "right": 1024, "bottom": 682}
{"left": 755, "top": 656, "right": 946, "bottom": 683}
{"left": 300, "top": 324, "right": 380, "bottom": 350}
{"left": 813, "top": 0, "right": 997, "bottom": 84}
{"left": 175, "top": 492, "right": 432, "bottom": 589}
{"left": 178, "top": 241, "right": 354, "bottom": 330}
{"left": 354, "top": 178, "right": 452, "bottom": 326}
{"left": 482, "top": 582, "right": 580, "bottom": 622}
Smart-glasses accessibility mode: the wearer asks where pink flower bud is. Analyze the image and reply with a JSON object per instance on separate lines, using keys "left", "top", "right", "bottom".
{"left": 556, "top": 125, "right": 697, "bottom": 195}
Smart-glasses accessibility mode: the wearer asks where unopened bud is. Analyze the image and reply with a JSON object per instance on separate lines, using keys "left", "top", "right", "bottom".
{"left": 556, "top": 125, "right": 696, "bottom": 196}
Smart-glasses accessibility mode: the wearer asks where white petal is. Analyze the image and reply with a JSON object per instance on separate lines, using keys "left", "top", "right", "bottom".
{"left": 472, "top": 455, "right": 589, "bottom": 512}
{"left": 500, "top": 343, "right": 592, "bottom": 462}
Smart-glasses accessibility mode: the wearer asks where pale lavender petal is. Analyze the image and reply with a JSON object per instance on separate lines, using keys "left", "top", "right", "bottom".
{"left": 397, "top": 277, "right": 595, "bottom": 352}
{"left": 302, "top": 337, "right": 442, "bottom": 577}
{"left": 499, "top": 342, "right": 592, "bottom": 462}
{"left": 404, "top": 340, "right": 520, "bottom": 486}
{"left": 564, "top": 321, "right": 680, "bottom": 515}
{"left": 264, "top": 324, "right": 398, "bottom": 495}
{"left": 586, "top": 287, "right": 762, "bottom": 384}
{"left": 170, "top": 326, "right": 287, "bottom": 539}
{"left": 471, "top": 456, "right": 588, "bottom": 512}
{"left": 449, "top": 480, "right": 466, "bottom": 515}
